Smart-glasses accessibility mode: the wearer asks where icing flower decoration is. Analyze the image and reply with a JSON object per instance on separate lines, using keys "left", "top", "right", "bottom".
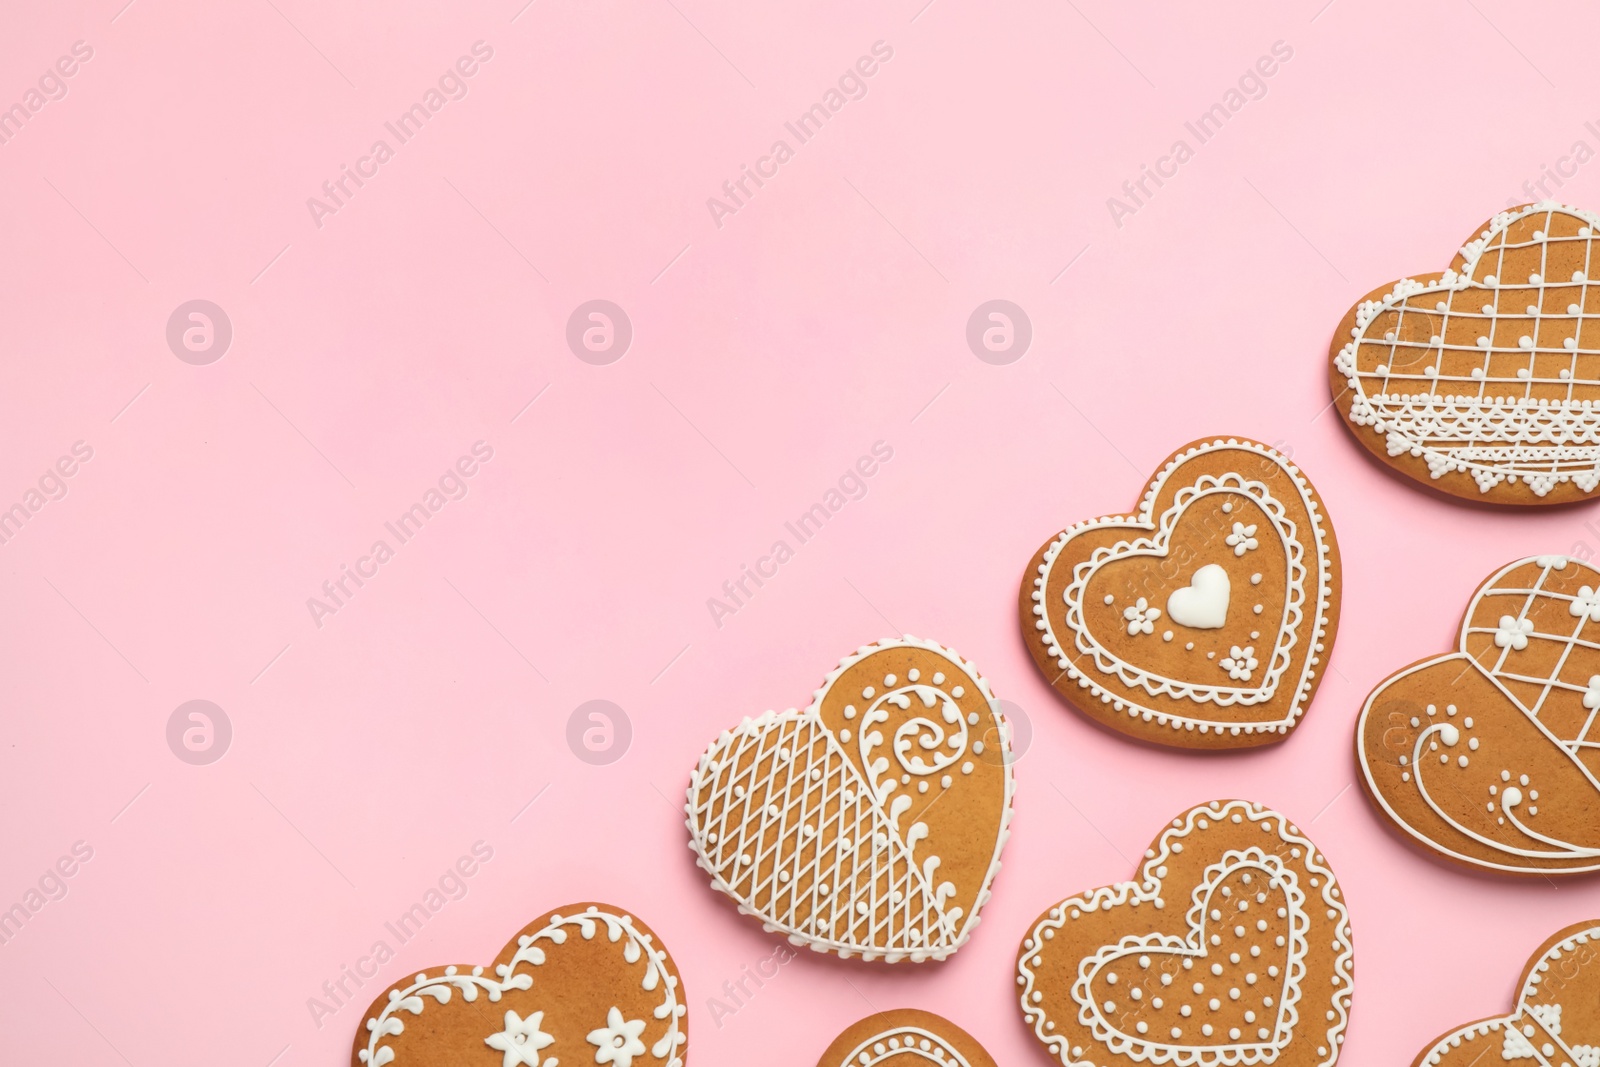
{"left": 1122, "top": 597, "right": 1161, "bottom": 636}
{"left": 1570, "top": 584, "right": 1600, "bottom": 622}
{"left": 485, "top": 1009, "right": 556, "bottom": 1067}
{"left": 1225, "top": 521, "right": 1259, "bottom": 556}
{"left": 588, "top": 1007, "right": 647, "bottom": 1067}
{"left": 1493, "top": 614, "right": 1535, "bottom": 651}
{"left": 1221, "top": 645, "right": 1258, "bottom": 682}
{"left": 1585, "top": 677, "right": 1600, "bottom": 712}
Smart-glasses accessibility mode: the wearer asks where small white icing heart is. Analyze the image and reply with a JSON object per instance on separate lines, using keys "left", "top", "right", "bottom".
{"left": 1165, "top": 564, "right": 1230, "bottom": 629}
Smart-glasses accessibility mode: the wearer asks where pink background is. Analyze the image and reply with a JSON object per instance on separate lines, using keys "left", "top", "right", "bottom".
{"left": 4, "top": 0, "right": 1600, "bottom": 1063}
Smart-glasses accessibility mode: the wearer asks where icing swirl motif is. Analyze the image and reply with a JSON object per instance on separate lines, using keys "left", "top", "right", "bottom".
{"left": 356, "top": 907, "right": 684, "bottom": 1067}
{"left": 1415, "top": 921, "right": 1600, "bottom": 1066}
{"left": 1334, "top": 201, "right": 1600, "bottom": 498}
{"left": 1358, "top": 555, "right": 1600, "bottom": 873}
{"left": 685, "top": 636, "right": 1014, "bottom": 963}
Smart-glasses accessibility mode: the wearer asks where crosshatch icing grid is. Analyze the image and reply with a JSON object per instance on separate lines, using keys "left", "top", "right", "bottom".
{"left": 1337, "top": 204, "right": 1600, "bottom": 497}
{"left": 11, "top": 2, "right": 1600, "bottom": 1066}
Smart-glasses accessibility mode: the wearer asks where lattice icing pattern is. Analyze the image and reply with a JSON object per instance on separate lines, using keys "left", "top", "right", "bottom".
{"left": 1334, "top": 202, "right": 1600, "bottom": 497}
{"left": 1357, "top": 555, "right": 1600, "bottom": 874}
{"left": 685, "top": 636, "right": 1014, "bottom": 963}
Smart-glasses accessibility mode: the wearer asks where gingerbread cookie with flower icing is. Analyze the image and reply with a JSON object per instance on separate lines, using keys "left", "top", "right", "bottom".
{"left": 685, "top": 636, "right": 1015, "bottom": 962}
{"left": 350, "top": 902, "right": 685, "bottom": 1067}
{"left": 817, "top": 1009, "right": 997, "bottom": 1066}
{"left": 1020, "top": 437, "right": 1341, "bottom": 749}
{"left": 1358, "top": 554, "right": 1600, "bottom": 875}
{"left": 1016, "top": 799, "right": 1354, "bottom": 1067}
{"left": 1410, "top": 920, "right": 1600, "bottom": 1066}
{"left": 1330, "top": 202, "right": 1600, "bottom": 503}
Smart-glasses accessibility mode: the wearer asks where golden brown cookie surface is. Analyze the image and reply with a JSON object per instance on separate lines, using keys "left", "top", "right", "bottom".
{"left": 349, "top": 903, "right": 685, "bottom": 1067}
{"left": 816, "top": 1009, "right": 997, "bottom": 1067}
{"left": 1020, "top": 437, "right": 1340, "bottom": 749}
{"left": 1358, "top": 554, "right": 1600, "bottom": 875}
{"left": 685, "top": 636, "right": 1015, "bottom": 962}
{"left": 1329, "top": 202, "right": 1600, "bottom": 504}
{"left": 1411, "top": 920, "right": 1600, "bottom": 1067}
{"left": 1016, "top": 800, "right": 1354, "bottom": 1067}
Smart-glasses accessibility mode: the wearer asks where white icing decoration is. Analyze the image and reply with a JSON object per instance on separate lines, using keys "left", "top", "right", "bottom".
{"left": 832, "top": 1024, "right": 974, "bottom": 1066}
{"left": 685, "top": 636, "right": 1014, "bottom": 962}
{"left": 1166, "top": 564, "right": 1231, "bottom": 630}
{"left": 1416, "top": 924, "right": 1600, "bottom": 1067}
{"left": 1033, "top": 440, "right": 1335, "bottom": 736}
{"left": 486, "top": 1009, "right": 555, "bottom": 1067}
{"left": 1357, "top": 555, "right": 1600, "bottom": 873}
{"left": 1017, "top": 801, "right": 1353, "bottom": 1067}
{"left": 1334, "top": 202, "right": 1600, "bottom": 498}
{"left": 589, "top": 1006, "right": 649, "bottom": 1067}
{"left": 356, "top": 907, "right": 685, "bottom": 1067}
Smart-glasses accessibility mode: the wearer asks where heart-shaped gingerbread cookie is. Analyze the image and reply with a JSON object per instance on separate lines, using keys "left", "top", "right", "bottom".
{"left": 350, "top": 903, "right": 685, "bottom": 1067}
{"left": 1020, "top": 438, "right": 1341, "bottom": 749}
{"left": 1330, "top": 202, "right": 1600, "bottom": 504}
{"left": 685, "top": 636, "right": 1015, "bottom": 962}
{"left": 817, "top": 1008, "right": 998, "bottom": 1066}
{"left": 1016, "top": 800, "right": 1354, "bottom": 1067}
{"left": 1358, "top": 555, "right": 1600, "bottom": 875}
{"left": 1412, "top": 920, "right": 1600, "bottom": 1067}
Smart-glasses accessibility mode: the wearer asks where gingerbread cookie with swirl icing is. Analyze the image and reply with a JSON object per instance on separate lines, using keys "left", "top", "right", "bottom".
{"left": 1330, "top": 201, "right": 1600, "bottom": 503}
{"left": 685, "top": 636, "right": 1015, "bottom": 962}
{"left": 1020, "top": 437, "right": 1341, "bottom": 749}
{"left": 1357, "top": 554, "right": 1600, "bottom": 875}
{"left": 817, "top": 1009, "right": 997, "bottom": 1066}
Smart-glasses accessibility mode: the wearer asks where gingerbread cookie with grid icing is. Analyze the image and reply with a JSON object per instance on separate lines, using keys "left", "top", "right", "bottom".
{"left": 1016, "top": 800, "right": 1354, "bottom": 1067}
{"left": 350, "top": 903, "right": 685, "bottom": 1067}
{"left": 1020, "top": 437, "right": 1341, "bottom": 749}
{"left": 1330, "top": 202, "right": 1600, "bottom": 503}
{"left": 685, "top": 636, "right": 1015, "bottom": 963}
{"left": 1358, "top": 554, "right": 1600, "bottom": 875}
{"left": 1411, "top": 920, "right": 1600, "bottom": 1066}
{"left": 817, "top": 1009, "right": 998, "bottom": 1067}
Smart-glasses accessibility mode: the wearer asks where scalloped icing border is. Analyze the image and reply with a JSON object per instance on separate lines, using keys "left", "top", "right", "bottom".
{"left": 683, "top": 635, "right": 1016, "bottom": 963}
{"left": 1333, "top": 200, "right": 1600, "bottom": 497}
{"left": 838, "top": 1025, "right": 976, "bottom": 1067}
{"left": 356, "top": 905, "right": 685, "bottom": 1067}
{"left": 1416, "top": 923, "right": 1600, "bottom": 1066}
{"left": 1029, "top": 438, "right": 1335, "bottom": 739}
{"left": 1059, "top": 473, "right": 1306, "bottom": 707}
{"left": 1016, "top": 800, "right": 1354, "bottom": 1067}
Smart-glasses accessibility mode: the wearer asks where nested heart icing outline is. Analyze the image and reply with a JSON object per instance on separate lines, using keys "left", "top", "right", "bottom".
{"left": 1016, "top": 800, "right": 1354, "bottom": 1067}
{"left": 1070, "top": 848, "right": 1308, "bottom": 1063}
{"left": 1027, "top": 438, "right": 1337, "bottom": 743}
{"left": 685, "top": 636, "right": 1015, "bottom": 963}
{"left": 1414, "top": 920, "right": 1600, "bottom": 1067}
{"left": 351, "top": 903, "right": 686, "bottom": 1067}
{"left": 1357, "top": 554, "right": 1600, "bottom": 874}
{"left": 1331, "top": 201, "right": 1600, "bottom": 501}
{"left": 1056, "top": 472, "right": 1307, "bottom": 706}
